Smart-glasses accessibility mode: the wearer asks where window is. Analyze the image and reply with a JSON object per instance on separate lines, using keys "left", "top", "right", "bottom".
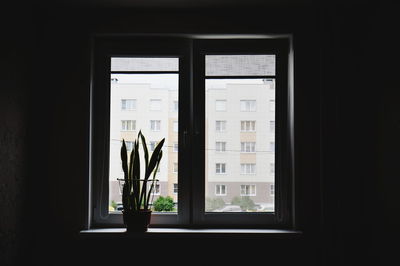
{"left": 240, "top": 185, "right": 256, "bottom": 196}
{"left": 149, "top": 141, "right": 157, "bottom": 152}
{"left": 173, "top": 142, "right": 178, "bottom": 152}
{"left": 269, "top": 141, "right": 275, "bottom": 152}
{"left": 215, "top": 141, "right": 226, "bottom": 152}
{"left": 92, "top": 37, "right": 292, "bottom": 228}
{"left": 215, "top": 185, "right": 227, "bottom": 196}
{"left": 215, "top": 120, "right": 226, "bottom": 132}
{"left": 269, "top": 120, "right": 275, "bottom": 133}
{"left": 215, "top": 163, "right": 226, "bottom": 174}
{"left": 270, "top": 184, "right": 275, "bottom": 196}
{"left": 124, "top": 141, "right": 134, "bottom": 152}
{"left": 121, "top": 120, "right": 136, "bottom": 131}
{"left": 121, "top": 99, "right": 136, "bottom": 111}
{"left": 240, "top": 100, "right": 256, "bottom": 112}
{"left": 173, "top": 101, "right": 178, "bottom": 112}
{"left": 241, "top": 142, "right": 256, "bottom": 153}
{"left": 153, "top": 183, "right": 161, "bottom": 195}
{"left": 173, "top": 121, "right": 178, "bottom": 132}
{"left": 150, "top": 99, "right": 162, "bottom": 111}
{"left": 241, "top": 120, "right": 256, "bottom": 132}
{"left": 241, "top": 163, "right": 256, "bottom": 174}
{"left": 150, "top": 120, "right": 161, "bottom": 131}
{"left": 215, "top": 100, "right": 226, "bottom": 111}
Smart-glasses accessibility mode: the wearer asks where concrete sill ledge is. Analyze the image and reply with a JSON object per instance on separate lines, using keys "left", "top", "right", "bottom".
{"left": 79, "top": 228, "right": 302, "bottom": 239}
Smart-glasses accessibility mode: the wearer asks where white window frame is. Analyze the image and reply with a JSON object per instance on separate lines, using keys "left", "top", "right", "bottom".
{"left": 240, "top": 184, "right": 257, "bottom": 196}
{"left": 173, "top": 142, "right": 178, "bottom": 153}
{"left": 150, "top": 120, "right": 161, "bottom": 131}
{"left": 240, "top": 100, "right": 256, "bottom": 112}
{"left": 121, "top": 99, "right": 136, "bottom": 111}
{"left": 240, "top": 142, "right": 256, "bottom": 153}
{"left": 215, "top": 163, "right": 226, "bottom": 174}
{"left": 121, "top": 120, "right": 136, "bottom": 131}
{"left": 240, "top": 120, "right": 256, "bottom": 132}
{"left": 215, "top": 141, "right": 226, "bottom": 152}
{"left": 270, "top": 184, "right": 275, "bottom": 196}
{"left": 215, "top": 184, "right": 227, "bottom": 196}
{"left": 240, "top": 163, "right": 256, "bottom": 175}
{"left": 215, "top": 120, "right": 226, "bottom": 132}
{"left": 173, "top": 100, "right": 178, "bottom": 112}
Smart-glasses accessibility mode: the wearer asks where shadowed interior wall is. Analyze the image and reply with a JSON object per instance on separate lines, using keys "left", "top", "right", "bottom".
{"left": 1, "top": 1, "right": 399, "bottom": 266}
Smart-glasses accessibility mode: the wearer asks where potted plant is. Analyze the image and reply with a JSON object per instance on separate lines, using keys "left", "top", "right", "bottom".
{"left": 120, "top": 131, "right": 165, "bottom": 232}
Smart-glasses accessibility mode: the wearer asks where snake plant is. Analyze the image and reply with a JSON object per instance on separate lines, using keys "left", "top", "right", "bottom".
{"left": 121, "top": 131, "right": 165, "bottom": 212}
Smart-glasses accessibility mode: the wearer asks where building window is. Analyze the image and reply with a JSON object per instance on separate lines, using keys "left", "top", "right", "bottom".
{"left": 240, "top": 100, "right": 256, "bottom": 112}
{"left": 121, "top": 120, "right": 136, "bottom": 131}
{"left": 92, "top": 37, "right": 292, "bottom": 228}
{"left": 215, "top": 120, "right": 226, "bottom": 132}
{"left": 215, "top": 185, "right": 227, "bottom": 196}
{"left": 269, "top": 120, "right": 275, "bottom": 133}
{"left": 150, "top": 99, "right": 162, "bottom": 111}
{"left": 173, "top": 121, "right": 178, "bottom": 132}
{"left": 215, "top": 163, "right": 226, "bottom": 174}
{"left": 270, "top": 163, "right": 275, "bottom": 174}
{"left": 215, "top": 142, "right": 226, "bottom": 152}
{"left": 241, "top": 142, "right": 256, "bottom": 153}
{"left": 240, "top": 185, "right": 256, "bottom": 196}
{"left": 121, "top": 99, "right": 136, "bottom": 111}
{"left": 173, "top": 100, "right": 178, "bottom": 112}
{"left": 152, "top": 184, "right": 161, "bottom": 195}
{"left": 173, "top": 142, "right": 178, "bottom": 152}
{"left": 270, "top": 184, "right": 275, "bottom": 196}
{"left": 241, "top": 121, "right": 256, "bottom": 132}
{"left": 241, "top": 164, "right": 256, "bottom": 174}
{"left": 124, "top": 141, "right": 134, "bottom": 152}
{"left": 150, "top": 120, "right": 161, "bottom": 131}
{"left": 215, "top": 100, "right": 226, "bottom": 111}
{"left": 269, "top": 141, "right": 275, "bottom": 152}
{"left": 149, "top": 141, "right": 157, "bottom": 152}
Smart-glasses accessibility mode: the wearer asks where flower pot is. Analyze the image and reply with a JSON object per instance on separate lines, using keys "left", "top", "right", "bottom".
{"left": 123, "top": 210, "right": 152, "bottom": 233}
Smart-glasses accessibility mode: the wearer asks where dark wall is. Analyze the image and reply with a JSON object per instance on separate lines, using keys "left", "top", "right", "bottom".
{"left": 1, "top": 1, "right": 399, "bottom": 266}
{"left": 0, "top": 4, "right": 33, "bottom": 266}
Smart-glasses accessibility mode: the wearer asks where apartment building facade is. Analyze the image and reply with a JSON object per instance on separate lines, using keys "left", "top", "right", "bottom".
{"left": 109, "top": 76, "right": 275, "bottom": 212}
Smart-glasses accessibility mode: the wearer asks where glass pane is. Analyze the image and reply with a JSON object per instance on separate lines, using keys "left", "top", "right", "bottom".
{"left": 205, "top": 55, "right": 275, "bottom": 76}
{"left": 111, "top": 57, "right": 179, "bottom": 72}
{"left": 109, "top": 57, "right": 179, "bottom": 213}
{"left": 205, "top": 78, "right": 275, "bottom": 212}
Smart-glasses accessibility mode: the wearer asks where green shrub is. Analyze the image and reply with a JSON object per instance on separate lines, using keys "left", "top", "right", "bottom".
{"left": 231, "top": 196, "right": 256, "bottom": 211}
{"left": 110, "top": 200, "right": 118, "bottom": 210}
{"left": 153, "top": 196, "right": 174, "bottom": 212}
{"left": 205, "top": 197, "right": 226, "bottom": 211}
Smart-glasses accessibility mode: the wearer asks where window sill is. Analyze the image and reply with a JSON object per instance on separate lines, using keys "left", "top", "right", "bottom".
{"left": 79, "top": 228, "right": 302, "bottom": 239}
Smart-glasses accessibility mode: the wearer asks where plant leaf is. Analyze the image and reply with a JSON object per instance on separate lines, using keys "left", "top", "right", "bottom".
{"left": 121, "top": 139, "right": 128, "bottom": 180}
{"left": 145, "top": 138, "right": 165, "bottom": 181}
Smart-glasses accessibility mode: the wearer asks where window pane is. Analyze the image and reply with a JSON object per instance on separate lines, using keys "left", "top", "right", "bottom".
{"left": 111, "top": 57, "right": 179, "bottom": 72}
{"left": 205, "top": 55, "right": 275, "bottom": 76}
{"left": 205, "top": 78, "right": 275, "bottom": 212}
{"left": 108, "top": 59, "right": 179, "bottom": 213}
